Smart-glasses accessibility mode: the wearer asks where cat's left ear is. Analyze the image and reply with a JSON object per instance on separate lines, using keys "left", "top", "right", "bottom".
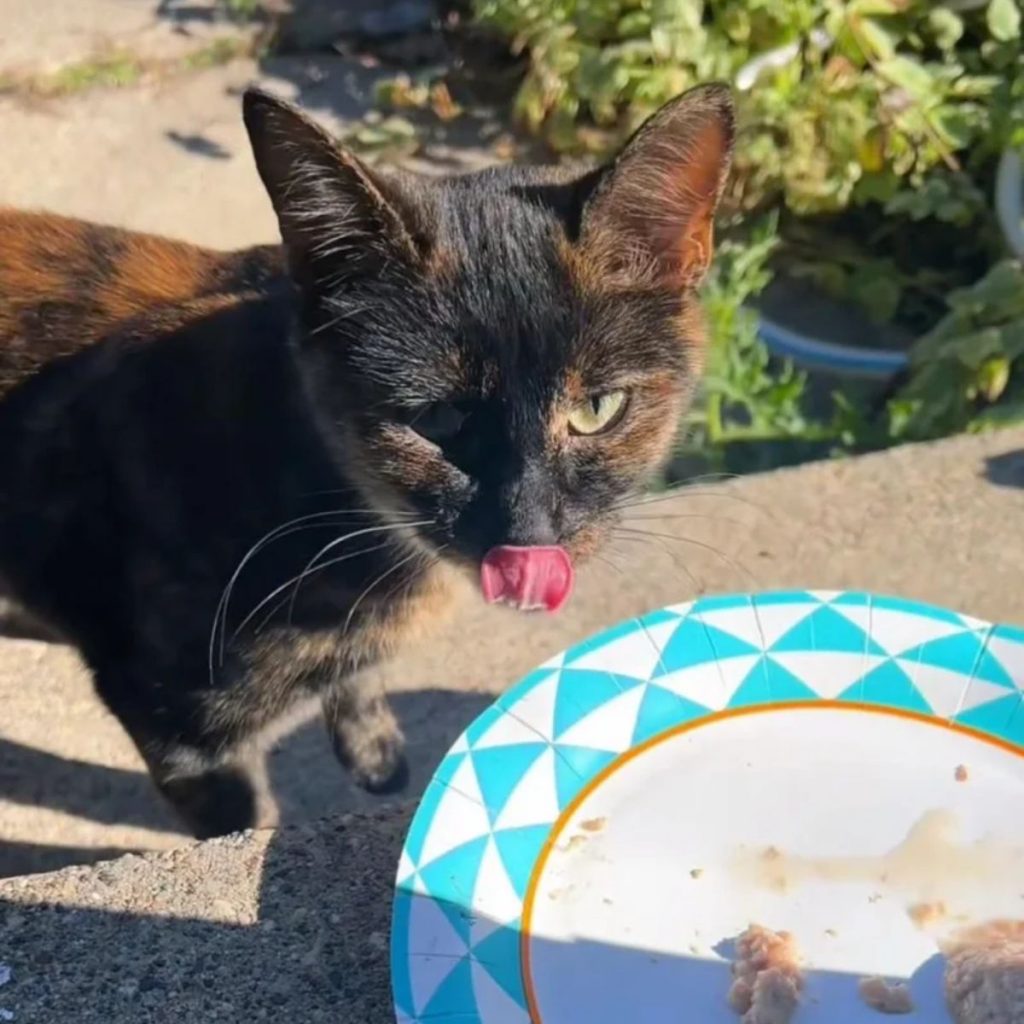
{"left": 242, "top": 88, "right": 426, "bottom": 287}
{"left": 579, "top": 83, "right": 735, "bottom": 290}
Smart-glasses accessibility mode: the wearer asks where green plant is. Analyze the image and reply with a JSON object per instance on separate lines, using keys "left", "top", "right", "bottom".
{"left": 470, "top": 0, "right": 1024, "bottom": 318}
{"left": 182, "top": 37, "right": 253, "bottom": 71}
{"left": 41, "top": 52, "right": 145, "bottom": 95}
{"left": 219, "top": 0, "right": 264, "bottom": 21}
{"left": 890, "top": 259, "right": 1024, "bottom": 439}
{"left": 689, "top": 218, "right": 810, "bottom": 449}
{"left": 681, "top": 217, "right": 856, "bottom": 474}
{"left": 470, "top": 0, "right": 1024, "bottom": 470}
{"left": 687, "top": 222, "right": 1024, "bottom": 469}
{"left": 342, "top": 112, "right": 422, "bottom": 163}
{"left": 474, "top": 0, "right": 1022, "bottom": 207}
{"left": 341, "top": 73, "right": 467, "bottom": 163}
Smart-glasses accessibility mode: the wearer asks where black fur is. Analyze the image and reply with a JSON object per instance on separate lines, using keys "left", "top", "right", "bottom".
{"left": 0, "top": 84, "right": 734, "bottom": 836}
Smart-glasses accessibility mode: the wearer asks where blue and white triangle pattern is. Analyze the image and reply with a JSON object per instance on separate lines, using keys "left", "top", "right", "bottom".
{"left": 391, "top": 591, "right": 1024, "bottom": 1022}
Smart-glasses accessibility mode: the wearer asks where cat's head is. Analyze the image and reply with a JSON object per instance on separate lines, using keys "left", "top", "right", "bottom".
{"left": 243, "top": 84, "right": 733, "bottom": 611}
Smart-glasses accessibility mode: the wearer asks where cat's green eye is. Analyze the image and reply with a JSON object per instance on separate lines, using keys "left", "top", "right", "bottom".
{"left": 567, "top": 390, "right": 629, "bottom": 436}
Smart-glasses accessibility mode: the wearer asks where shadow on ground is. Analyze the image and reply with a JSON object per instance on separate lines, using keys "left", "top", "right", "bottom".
{"left": 0, "top": 806, "right": 952, "bottom": 1022}
{"left": 1, "top": 686, "right": 490, "bottom": 877}
{"left": 0, "top": 739, "right": 173, "bottom": 835}
{"left": 166, "top": 129, "right": 232, "bottom": 159}
{"left": 984, "top": 449, "right": 1024, "bottom": 489}
{"left": 267, "top": 688, "right": 493, "bottom": 824}
{"left": 0, "top": 810, "right": 409, "bottom": 1022}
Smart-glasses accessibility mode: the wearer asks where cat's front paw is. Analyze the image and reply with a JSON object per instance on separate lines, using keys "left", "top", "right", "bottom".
{"left": 352, "top": 739, "right": 410, "bottom": 795}
{"left": 326, "top": 696, "right": 410, "bottom": 795}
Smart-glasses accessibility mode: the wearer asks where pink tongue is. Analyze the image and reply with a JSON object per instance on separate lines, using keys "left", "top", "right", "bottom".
{"left": 480, "top": 545, "right": 574, "bottom": 613}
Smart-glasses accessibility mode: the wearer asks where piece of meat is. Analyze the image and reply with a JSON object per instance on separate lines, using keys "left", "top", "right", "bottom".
{"left": 907, "top": 901, "right": 947, "bottom": 929}
{"left": 944, "top": 920, "right": 1024, "bottom": 1024}
{"left": 728, "top": 924, "right": 803, "bottom": 1024}
{"left": 858, "top": 976, "right": 914, "bottom": 1014}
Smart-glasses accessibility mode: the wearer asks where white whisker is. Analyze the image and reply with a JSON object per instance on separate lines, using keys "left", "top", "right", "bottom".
{"left": 284, "top": 515, "right": 428, "bottom": 623}
{"left": 249, "top": 538, "right": 395, "bottom": 638}
{"left": 231, "top": 520, "right": 431, "bottom": 644}
{"left": 209, "top": 505, "right": 422, "bottom": 682}
{"left": 610, "top": 534, "right": 701, "bottom": 592}
{"left": 342, "top": 545, "right": 427, "bottom": 636}
{"left": 210, "top": 511, "right": 382, "bottom": 685}
{"left": 612, "top": 487, "right": 773, "bottom": 520}
{"left": 622, "top": 512, "right": 746, "bottom": 528}
{"left": 376, "top": 544, "right": 448, "bottom": 611}
{"left": 612, "top": 526, "right": 757, "bottom": 588}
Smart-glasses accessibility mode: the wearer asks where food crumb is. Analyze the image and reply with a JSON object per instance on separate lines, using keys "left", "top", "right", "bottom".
{"left": 825, "top": 928, "right": 838, "bottom": 938}
{"left": 908, "top": 901, "right": 947, "bottom": 929}
{"left": 858, "top": 976, "right": 914, "bottom": 1015}
{"left": 579, "top": 817, "right": 606, "bottom": 833}
{"left": 728, "top": 924, "right": 803, "bottom": 1024}
{"left": 564, "top": 834, "right": 588, "bottom": 852}
{"left": 690, "top": 868, "right": 704, "bottom": 880}
{"left": 943, "top": 920, "right": 1024, "bottom": 1024}
{"left": 955, "top": 764, "right": 969, "bottom": 783}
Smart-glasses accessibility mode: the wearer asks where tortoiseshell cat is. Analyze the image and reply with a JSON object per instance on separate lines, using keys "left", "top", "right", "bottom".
{"left": 0, "top": 83, "right": 734, "bottom": 837}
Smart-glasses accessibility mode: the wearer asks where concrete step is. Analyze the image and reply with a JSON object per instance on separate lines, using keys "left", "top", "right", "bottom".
{"left": 0, "top": 808, "right": 410, "bottom": 1022}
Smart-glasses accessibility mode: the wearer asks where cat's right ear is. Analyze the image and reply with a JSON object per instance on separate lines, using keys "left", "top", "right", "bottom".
{"left": 577, "top": 82, "right": 735, "bottom": 291}
{"left": 242, "top": 88, "right": 424, "bottom": 287}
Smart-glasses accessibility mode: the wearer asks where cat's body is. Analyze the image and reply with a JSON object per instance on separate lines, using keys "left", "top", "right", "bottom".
{"left": 0, "top": 85, "right": 734, "bottom": 837}
{"left": 0, "top": 215, "right": 440, "bottom": 833}
{"left": 0, "top": 209, "right": 283, "bottom": 396}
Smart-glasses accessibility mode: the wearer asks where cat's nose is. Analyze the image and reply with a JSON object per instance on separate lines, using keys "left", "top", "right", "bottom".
{"left": 500, "top": 467, "right": 560, "bottom": 546}
{"left": 504, "top": 506, "right": 559, "bottom": 547}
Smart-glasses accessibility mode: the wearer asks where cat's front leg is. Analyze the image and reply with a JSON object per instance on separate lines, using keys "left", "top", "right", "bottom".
{"left": 150, "top": 755, "right": 260, "bottom": 840}
{"left": 93, "top": 664, "right": 262, "bottom": 839}
{"left": 321, "top": 677, "right": 409, "bottom": 796}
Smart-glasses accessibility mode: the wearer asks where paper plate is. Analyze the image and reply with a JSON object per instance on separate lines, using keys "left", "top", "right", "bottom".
{"left": 391, "top": 591, "right": 1024, "bottom": 1023}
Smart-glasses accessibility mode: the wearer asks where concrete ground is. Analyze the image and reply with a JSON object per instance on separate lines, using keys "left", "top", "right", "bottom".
{"left": 0, "top": 2, "right": 501, "bottom": 250}
{"left": 3, "top": 3, "right": 1024, "bottom": 1019}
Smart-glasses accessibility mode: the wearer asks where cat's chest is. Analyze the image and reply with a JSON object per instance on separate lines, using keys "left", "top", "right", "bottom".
{"left": 251, "top": 560, "right": 457, "bottom": 684}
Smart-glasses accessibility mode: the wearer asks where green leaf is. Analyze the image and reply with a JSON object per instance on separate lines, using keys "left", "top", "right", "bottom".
{"left": 850, "top": 0, "right": 908, "bottom": 13}
{"left": 928, "top": 7, "right": 964, "bottom": 50}
{"left": 955, "top": 262, "right": 1024, "bottom": 322}
{"left": 976, "top": 355, "right": 1011, "bottom": 402}
{"left": 849, "top": 263, "right": 903, "bottom": 323}
{"left": 987, "top": 0, "right": 1021, "bottom": 42}
{"left": 616, "top": 11, "right": 651, "bottom": 37}
{"left": 876, "top": 56, "right": 936, "bottom": 101}
{"left": 930, "top": 106, "right": 976, "bottom": 151}
{"left": 913, "top": 327, "right": 1003, "bottom": 370}
{"left": 998, "top": 320, "right": 1024, "bottom": 359}
{"left": 855, "top": 17, "right": 897, "bottom": 62}
{"left": 969, "top": 398, "right": 1024, "bottom": 432}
